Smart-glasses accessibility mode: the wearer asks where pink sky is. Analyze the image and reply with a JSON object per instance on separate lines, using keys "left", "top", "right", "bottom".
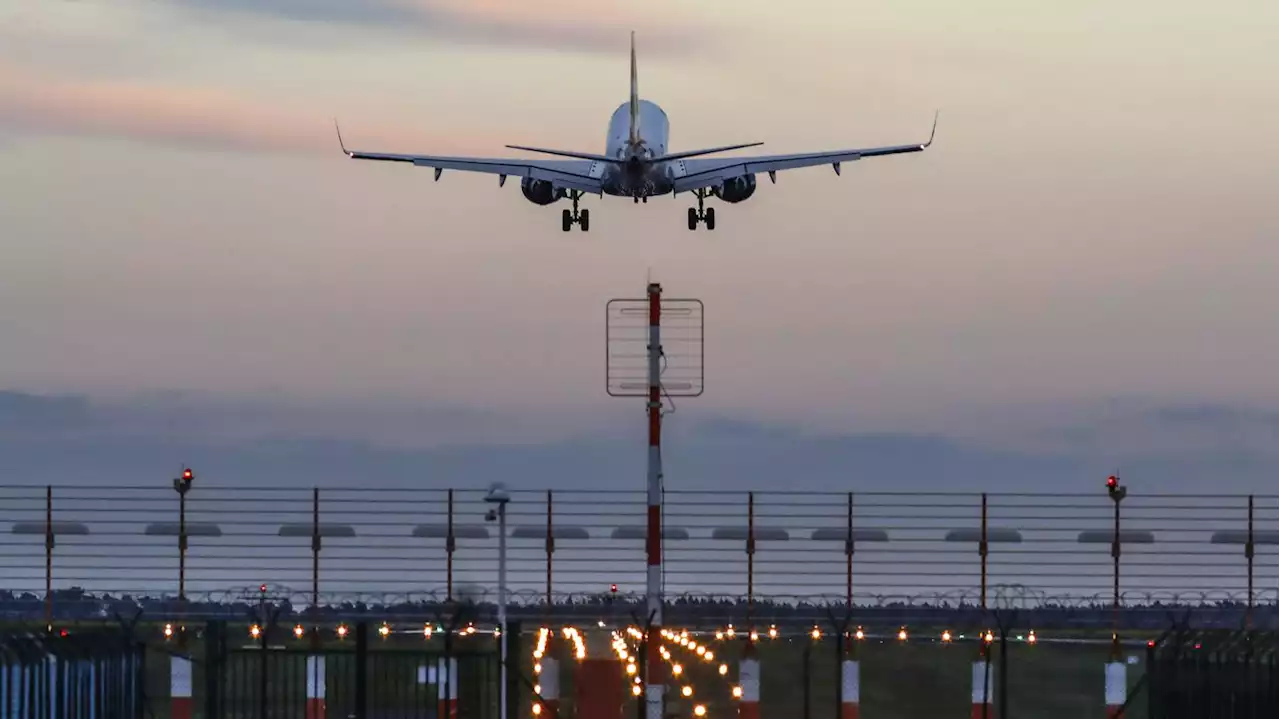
{"left": 0, "top": 0, "right": 1275, "bottom": 446}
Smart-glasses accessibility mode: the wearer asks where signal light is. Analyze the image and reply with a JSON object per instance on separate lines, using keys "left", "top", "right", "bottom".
{"left": 898, "top": 628, "right": 908, "bottom": 641}
{"left": 1028, "top": 630, "right": 1037, "bottom": 645}
{"left": 768, "top": 625, "right": 778, "bottom": 639}
{"left": 294, "top": 624, "right": 305, "bottom": 639}
{"left": 337, "top": 624, "right": 348, "bottom": 639}
{"left": 1106, "top": 475, "right": 1127, "bottom": 501}
{"left": 249, "top": 624, "right": 261, "bottom": 639}
{"left": 855, "top": 627, "right": 865, "bottom": 641}
{"left": 610, "top": 583, "right": 618, "bottom": 593}
{"left": 810, "top": 627, "right": 821, "bottom": 640}
{"left": 164, "top": 623, "right": 174, "bottom": 639}
{"left": 182, "top": 468, "right": 193, "bottom": 480}
{"left": 259, "top": 584, "right": 267, "bottom": 593}
{"left": 941, "top": 630, "right": 951, "bottom": 642}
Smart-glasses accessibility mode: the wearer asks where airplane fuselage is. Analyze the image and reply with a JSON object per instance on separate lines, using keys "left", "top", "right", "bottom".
{"left": 598, "top": 100, "right": 673, "bottom": 198}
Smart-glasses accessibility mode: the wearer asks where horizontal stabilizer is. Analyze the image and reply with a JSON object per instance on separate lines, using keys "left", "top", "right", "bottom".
{"left": 658, "top": 142, "right": 764, "bottom": 162}
{"left": 505, "top": 145, "right": 618, "bottom": 163}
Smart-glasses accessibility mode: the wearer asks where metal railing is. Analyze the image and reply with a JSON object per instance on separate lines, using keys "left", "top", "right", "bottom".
{"left": 1, "top": 485, "right": 1275, "bottom": 626}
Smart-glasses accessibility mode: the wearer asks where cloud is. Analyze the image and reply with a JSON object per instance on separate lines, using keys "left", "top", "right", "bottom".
{"left": 0, "top": 390, "right": 1273, "bottom": 494}
{"left": 0, "top": 64, "right": 493, "bottom": 154}
{"left": 167, "top": 0, "right": 710, "bottom": 56}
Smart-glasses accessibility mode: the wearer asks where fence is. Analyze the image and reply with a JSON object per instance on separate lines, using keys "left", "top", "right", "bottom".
{"left": 1145, "top": 629, "right": 1278, "bottom": 718}
{"left": 0, "top": 628, "right": 146, "bottom": 718}
{"left": 0, "top": 485, "right": 1276, "bottom": 627}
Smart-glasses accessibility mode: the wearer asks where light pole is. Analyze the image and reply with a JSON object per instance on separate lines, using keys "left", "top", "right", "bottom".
{"left": 485, "top": 482, "right": 511, "bottom": 719}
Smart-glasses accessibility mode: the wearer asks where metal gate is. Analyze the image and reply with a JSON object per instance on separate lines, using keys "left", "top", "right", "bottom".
{"left": 1146, "top": 629, "right": 1278, "bottom": 718}
{"left": 0, "top": 628, "right": 146, "bottom": 719}
{"left": 205, "top": 621, "right": 500, "bottom": 718}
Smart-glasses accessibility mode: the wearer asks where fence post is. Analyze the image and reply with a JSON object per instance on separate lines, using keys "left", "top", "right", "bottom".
{"left": 204, "top": 620, "right": 225, "bottom": 719}
{"left": 44, "top": 485, "right": 54, "bottom": 631}
{"left": 355, "top": 621, "right": 369, "bottom": 719}
{"left": 973, "top": 494, "right": 993, "bottom": 719}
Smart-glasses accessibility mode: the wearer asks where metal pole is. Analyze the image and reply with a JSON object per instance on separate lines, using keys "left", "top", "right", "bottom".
{"left": 447, "top": 489, "right": 455, "bottom": 603}
{"left": 44, "top": 485, "right": 53, "bottom": 631}
{"left": 644, "top": 281, "right": 665, "bottom": 719}
{"left": 1246, "top": 494, "right": 1254, "bottom": 630}
{"left": 979, "top": 493, "right": 990, "bottom": 719}
{"left": 499, "top": 501, "right": 508, "bottom": 719}
{"left": 747, "top": 492, "right": 756, "bottom": 628}
{"left": 845, "top": 492, "right": 854, "bottom": 614}
{"left": 312, "top": 487, "right": 321, "bottom": 648}
{"left": 179, "top": 488, "right": 188, "bottom": 602}
{"left": 546, "top": 490, "right": 554, "bottom": 613}
{"left": 1111, "top": 491, "right": 1122, "bottom": 660}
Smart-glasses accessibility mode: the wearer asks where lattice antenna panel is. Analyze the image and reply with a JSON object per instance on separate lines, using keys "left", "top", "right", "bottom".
{"left": 606, "top": 298, "right": 704, "bottom": 397}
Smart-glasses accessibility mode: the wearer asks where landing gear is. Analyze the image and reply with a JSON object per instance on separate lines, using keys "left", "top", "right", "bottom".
{"left": 687, "top": 189, "right": 716, "bottom": 230}
{"left": 561, "top": 191, "right": 589, "bottom": 232}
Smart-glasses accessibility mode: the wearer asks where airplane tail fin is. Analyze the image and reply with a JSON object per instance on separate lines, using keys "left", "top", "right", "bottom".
{"left": 628, "top": 31, "right": 640, "bottom": 147}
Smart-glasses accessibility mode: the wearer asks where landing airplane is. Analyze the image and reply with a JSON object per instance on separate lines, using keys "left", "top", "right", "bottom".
{"left": 335, "top": 32, "right": 936, "bottom": 232}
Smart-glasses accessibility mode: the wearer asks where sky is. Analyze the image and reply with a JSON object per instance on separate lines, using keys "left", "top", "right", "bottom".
{"left": 0, "top": 0, "right": 1276, "bottom": 496}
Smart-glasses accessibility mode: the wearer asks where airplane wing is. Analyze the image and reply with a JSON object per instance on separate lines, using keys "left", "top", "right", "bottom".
{"left": 336, "top": 123, "right": 605, "bottom": 195}
{"left": 672, "top": 113, "right": 937, "bottom": 194}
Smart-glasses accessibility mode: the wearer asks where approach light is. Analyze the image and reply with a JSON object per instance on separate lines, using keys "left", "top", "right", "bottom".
{"left": 163, "top": 623, "right": 174, "bottom": 639}
{"left": 249, "top": 624, "right": 261, "bottom": 639}
{"left": 897, "top": 628, "right": 908, "bottom": 641}
{"left": 855, "top": 628, "right": 865, "bottom": 640}
{"left": 941, "top": 630, "right": 951, "bottom": 642}
{"left": 682, "top": 686, "right": 693, "bottom": 697}
{"left": 732, "top": 686, "right": 743, "bottom": 699}
{"left": 337, "top": 624, "right": 348, "bottom": 639}
{"left": 294, "top": 624, "right": 305, "bottom": 639}
{"left": 693, "top": 705, "right": 707, "bottom": 717}
{"left": 718, "top": 664, "right": 728, "bottom": 676}
{"left": 811, "top": 627, "right": 821, "bottom": 640}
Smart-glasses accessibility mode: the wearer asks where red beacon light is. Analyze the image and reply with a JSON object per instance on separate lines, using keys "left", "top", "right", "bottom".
{"left": 610, "top": 584, "right": 618, "bottom": 593}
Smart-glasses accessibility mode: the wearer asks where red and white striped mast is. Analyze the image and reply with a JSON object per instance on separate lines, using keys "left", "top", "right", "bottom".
{"left": 607, "top": 281, "right": 703, "bottom": 719}
{"left": 644, "top": 281, "right": 665, "bottom": 719}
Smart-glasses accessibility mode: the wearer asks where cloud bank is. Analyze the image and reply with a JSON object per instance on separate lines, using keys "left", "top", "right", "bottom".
{"left": 0, "top": 391, "right": 1273, "bottom": 494}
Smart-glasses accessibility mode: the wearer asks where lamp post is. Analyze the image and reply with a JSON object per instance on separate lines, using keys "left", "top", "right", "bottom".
{"left": 485, "top": 482, "right": 511, "bottom": 719}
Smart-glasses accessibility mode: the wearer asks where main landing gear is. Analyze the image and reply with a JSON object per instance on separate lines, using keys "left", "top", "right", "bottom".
{"left": 561, "top": 191, "right": 589, "bottom": 232}
{"left": 687, "top": 189, "right": 716, "bottom": 231}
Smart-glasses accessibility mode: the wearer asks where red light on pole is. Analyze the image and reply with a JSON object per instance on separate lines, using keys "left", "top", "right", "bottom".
{"left": 1106, "top": 475, "right": 1117, "bottom": 489}
{"left": 610, "top": 584, "right": 618, "bottom": 594}
{"left": 182, "top": 468, "right": 193, "bottom": 481}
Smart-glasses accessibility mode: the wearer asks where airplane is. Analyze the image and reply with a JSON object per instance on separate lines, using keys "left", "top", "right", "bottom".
{"left": 335, "top": 32, "right": 937, "bottom": 232}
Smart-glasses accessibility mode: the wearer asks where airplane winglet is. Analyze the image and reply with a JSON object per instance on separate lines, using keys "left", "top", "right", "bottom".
{"left": 334, "top": 118, "right": 353, "bottom": 157}
{"left": 923, "top": 110, "right": 940, "bottom": 148}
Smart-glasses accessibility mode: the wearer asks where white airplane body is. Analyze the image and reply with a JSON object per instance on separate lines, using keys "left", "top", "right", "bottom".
{"left": 337, "top": 33, "right": 936, "bottom": 231}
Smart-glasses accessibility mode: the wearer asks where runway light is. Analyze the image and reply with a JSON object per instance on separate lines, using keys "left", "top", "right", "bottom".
{"left": 163, "top": 623, "right": 174, "bottom": 639}
{"left": 732, "top": 686, "right": 743, "bottom": 699}
{"left": 811, "top": 627, "right": 821, "bottom": 640}
{"left": 984, "top": 631, "right": 994, "bottom": 643}
{"left": 693, "top": 704, "right": 707, "bottom": 717}
{"left": 532, "top": 704, "right": 542, "bottom": 716}
{"left": 703, "top": 651, "right": 715, "bottom": 662}
{"left": 626, "top": 663, "right": 637, "bottom": 675}
{"left": 378, "top": 624, "right": 391, "bottom": 638}
{"left": 337, "top": 624, "right": 348, "bottom": 639}
{"left": 294, "top": 624, "right": 305, "bottom": 639}
{"left": 718, "top": 664, "right": 728, "bottom": 676}
{"left": 695, "top": 645, "right": 706, "bottom": 656}
{"left": 715, "top": 631, "right": 724, "bottom": 640}
{"left": 726, "top": 625, "right": 736, "bottom": 638}
{"left": 632, "top": 685, "right": 642, "bottom": 696}
{"left": 768, "top": 625, "right": 778, "bottom": 639}
{"left": 671, "top": 663, "right": 683, "bottom": 676}
{"left": 1028, "top": 630, "right": 1037, "bottom": 645}
{"left": 941, "top": 630, "right": 951, "bottom": 642}
{"left": 424, "top": 625, "right": 434, "bottom": 639}
{"left": 682, "top": 686, "right": 693, "bottom": 697}
{"left": 749, "top": 630, "right": 759, "bottom": 642}
{"left": 897, "top": 628, "right": 908, "bottom": 641}
{"left": 534, "top": 663, "right": 542, "bottom": 675}
{"left": 249, "top": 624, "right": 261, "bottom": 639}
{"left": 855, "top": 628, "right": 865, "bottom": 641}
{"left": 534, "top": 685, "right": 541, "bottom": 694}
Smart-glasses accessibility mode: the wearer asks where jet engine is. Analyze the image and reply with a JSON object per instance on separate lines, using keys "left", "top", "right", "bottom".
{"left": 711, "top": 174, "right": 757, "bottom": 203}
{"left": 520, "top": 178, "right": 566, "bottom": 205}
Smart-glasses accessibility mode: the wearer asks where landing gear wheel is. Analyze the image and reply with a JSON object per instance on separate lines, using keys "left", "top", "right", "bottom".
{"left": 561, "top": 208, "right": 572, "bottom": 232}
{"left": 687, "top": 207, "right": 698, "bottom": 231}
{"left": 579, "top": 208, "right": 590, "bottom": 232}
{"left": 704, "top": 207, "right": 716, "bottom": 231}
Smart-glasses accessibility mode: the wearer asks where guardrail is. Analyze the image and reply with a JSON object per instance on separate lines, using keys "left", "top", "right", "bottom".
{"left": 1, "top": 486, "right": 1275, "bottom": 625}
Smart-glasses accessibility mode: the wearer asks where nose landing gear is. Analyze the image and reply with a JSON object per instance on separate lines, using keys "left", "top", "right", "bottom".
{"left": 561, "top": 191, "right": 589, "bottom": 232}
{"left": 687, "top": 189, "right": 716, "bottom": 231}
